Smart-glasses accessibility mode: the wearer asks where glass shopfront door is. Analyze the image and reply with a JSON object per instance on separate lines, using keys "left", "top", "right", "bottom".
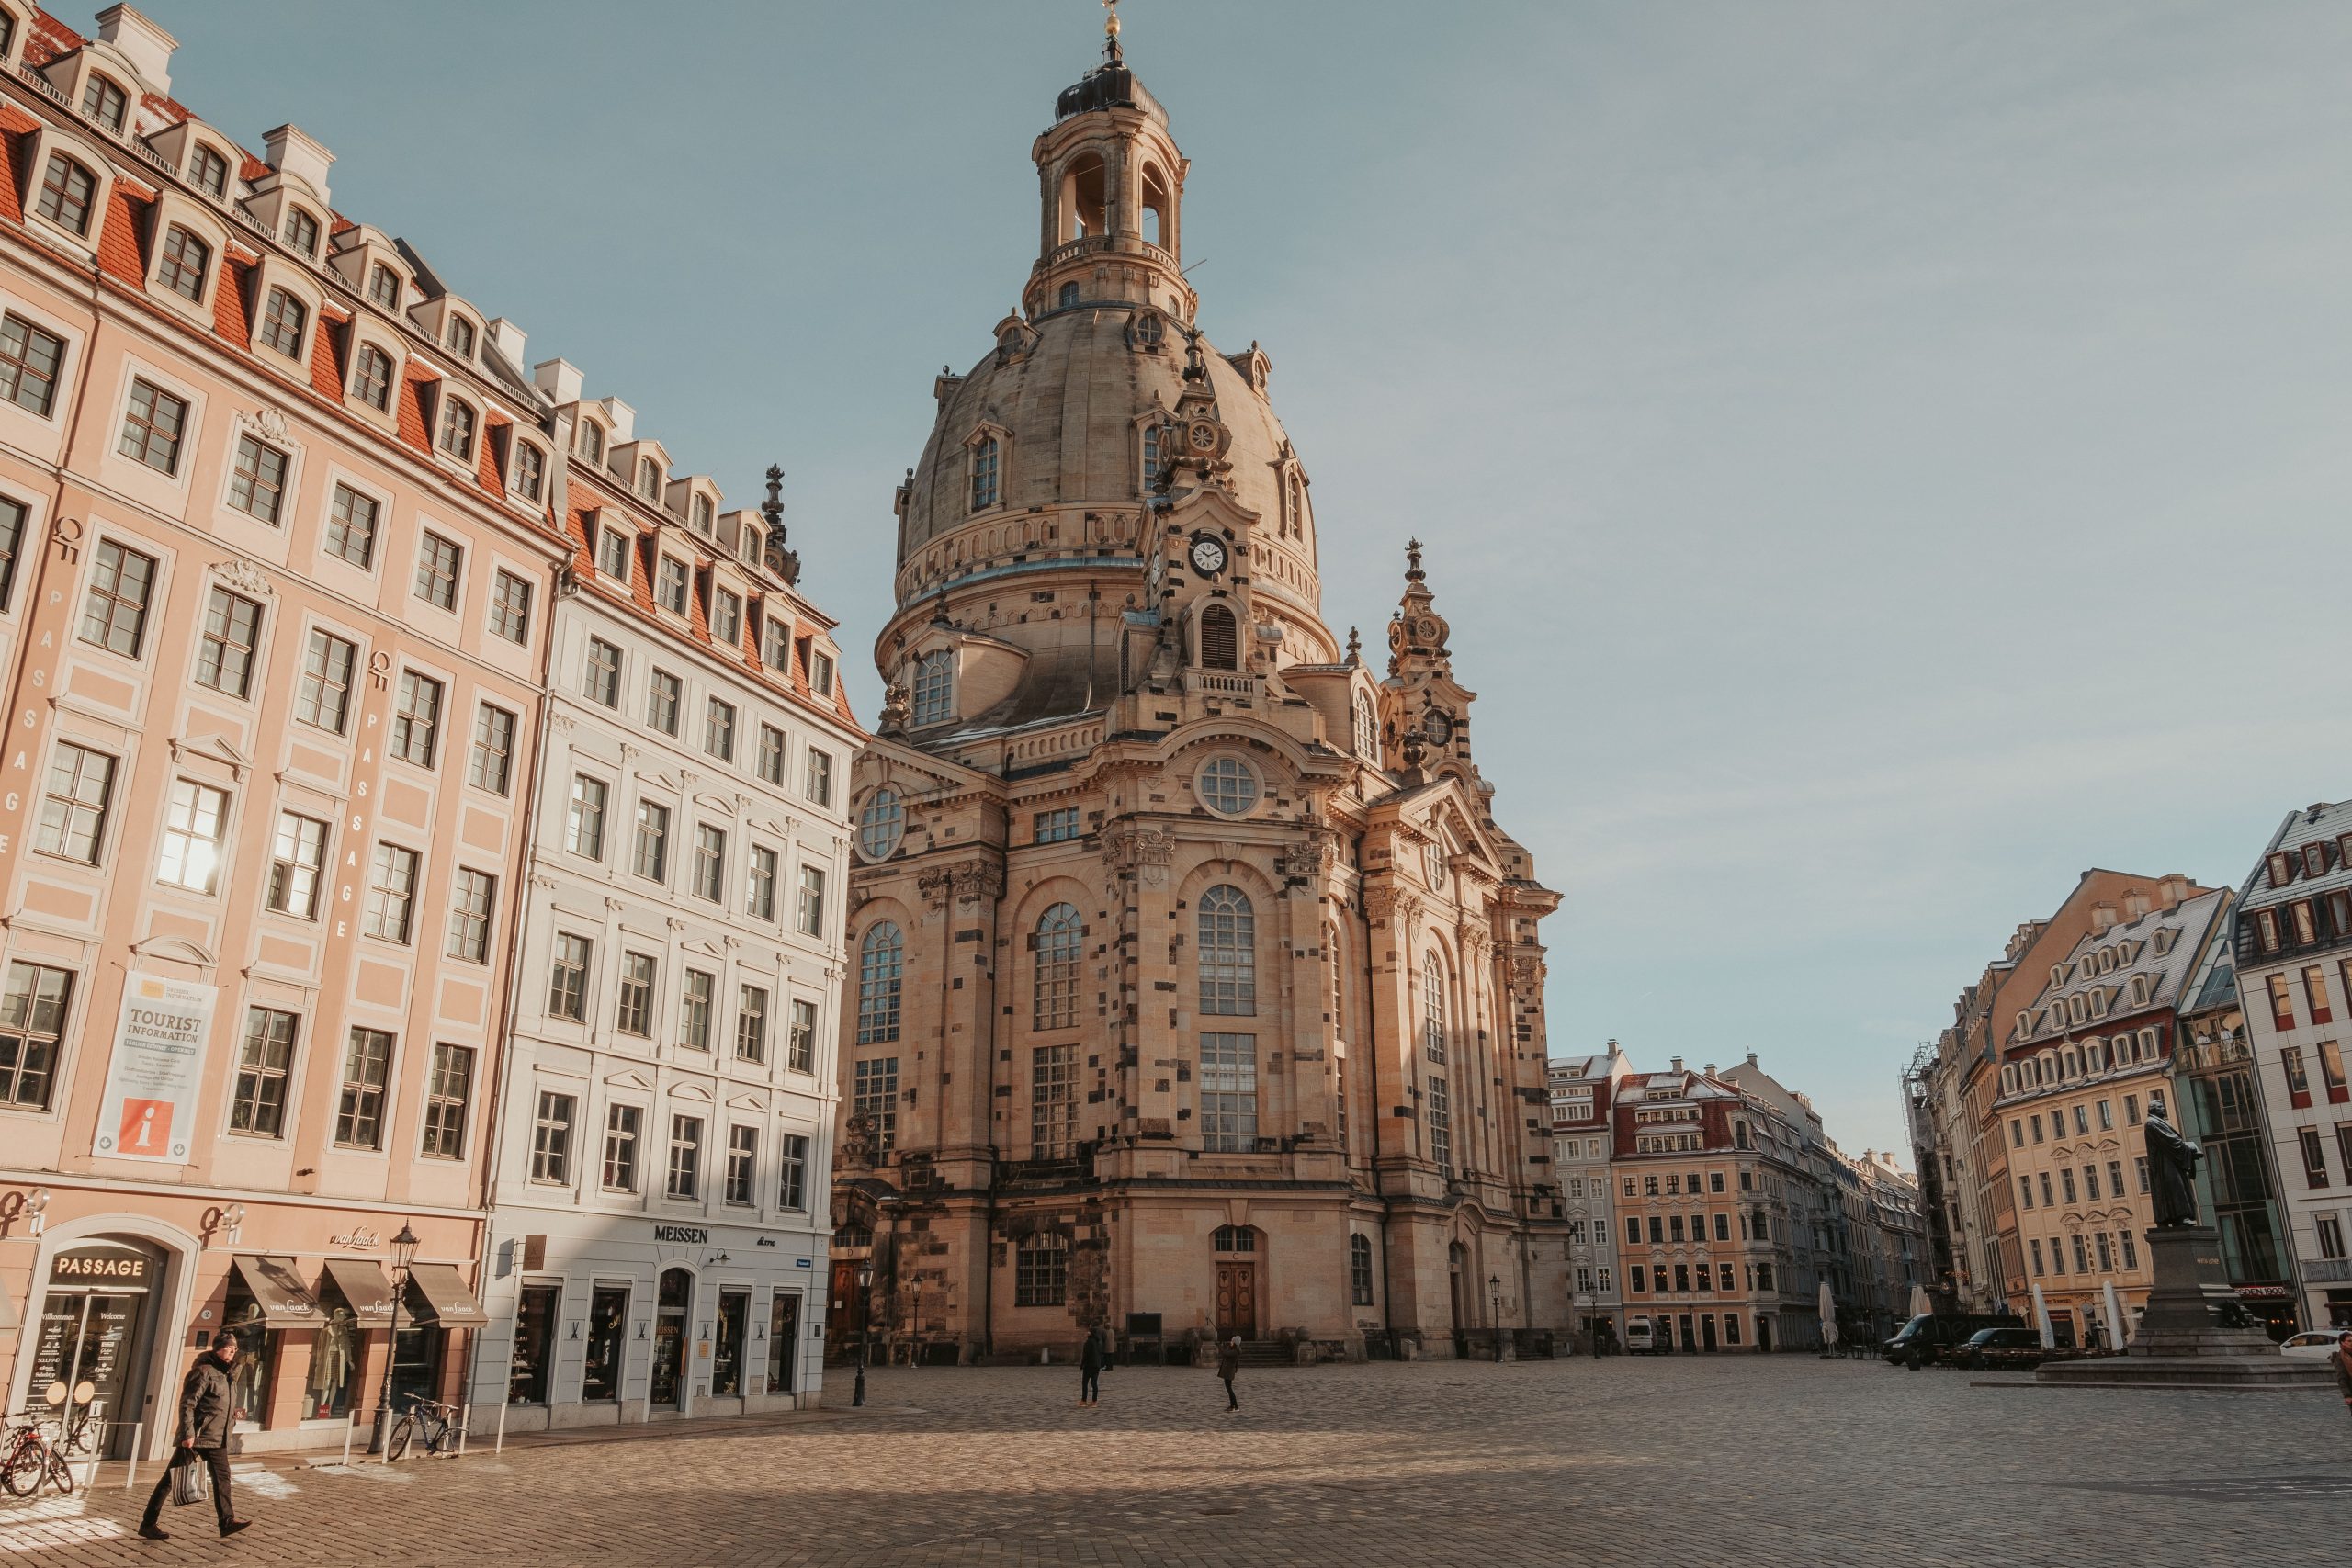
{"left": 510, "top": 1285, "right": 560, "bottom": 1405}
{"left": 582, "top": 1286, "right": 628, "bottom": 1402}
{"left": 28, "top": 1242, "right": 162, "bottom": 1461}
{"left": 649, "top": 1269, "right": 691, "bottom": 1410}
{"left": 711, "top": 1291, "right": 748, "bottom": 1398}
{"left": 766, "top": 1292, "right": 800, "bottom": 1393}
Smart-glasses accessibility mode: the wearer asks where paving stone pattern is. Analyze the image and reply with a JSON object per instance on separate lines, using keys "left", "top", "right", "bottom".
{"left": 6, "top": 1358, "right": 2348, "bottom": 1567}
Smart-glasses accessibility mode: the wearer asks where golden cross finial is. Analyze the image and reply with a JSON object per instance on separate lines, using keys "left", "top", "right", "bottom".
{"left": 1103, "top": 0, "right": 1121, "bottom": 40}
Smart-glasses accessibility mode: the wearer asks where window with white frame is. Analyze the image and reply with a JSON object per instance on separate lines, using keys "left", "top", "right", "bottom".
{"left": 156, "top": 779, "right": 230, "bottom": 893}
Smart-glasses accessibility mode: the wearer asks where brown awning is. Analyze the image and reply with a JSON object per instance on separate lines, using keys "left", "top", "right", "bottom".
{"left": 403, "top": 1262, "right": 488, "bottom": 1329}
{"left": 321, "top": 1258, "right": 397, "bottom": 1327}
{"left": 230, "top": 1255, "right": 321, "bottom": 1327}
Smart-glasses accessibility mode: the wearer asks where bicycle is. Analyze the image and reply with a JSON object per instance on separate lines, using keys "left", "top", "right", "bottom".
{"left": 385, "top": 1394, "right": 465, "bottom": 1461}
{"left": 49, "top": 1381, "right": 99, "bottom": 1459}
{"left": 0, "top": 1410, "right": 73, "bottom": 1498}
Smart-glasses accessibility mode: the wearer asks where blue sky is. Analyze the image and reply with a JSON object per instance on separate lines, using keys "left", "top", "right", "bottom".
{"left": 153, "top": 1, "right": 2352, "bottom": 1156}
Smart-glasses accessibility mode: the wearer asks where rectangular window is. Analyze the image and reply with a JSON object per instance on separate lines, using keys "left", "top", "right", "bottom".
{"left": 2283, "top": 1046, "right": 2310, "bottom": 1098}
{"left": 584, "top": 637, "right": 622, "bottom": 706}
{"left": 2039, "top": 1171, "right": 2053, "bottom": 1206}
{"left": 1034, "top": 807, "right": 1081, "bottom": 843}
{"left": 854, "top": 1057, "right": 899, "bottom": 1154}
{"left": 2060, "top": 1168, "right": 2081, "bottom": 1202}
{"left": 602, "top": 1104, "right": 641, "bottom": 1192}
{"left": 1200, "top": 1033, "right": 1262, "bottom": 1154}
{"left": 2318, "top": 1213, "right": 2347, "bottom": 1261}
{"left": 2018, "top": 1174, "right": 2033, "bottom": 1211}
{"left": 2108, "top": 1159, "right": 2125, "bottom": 1201}
{"left": 195, "top": 587, "right": 262, "bottom": 697}
{"left": 632, "top": 800, "right": 670, "bottom": 881}
{"left": 657, "top": 557, "right": 689, "bottom": 615}
{"left": 2030, "top": 1238, "right": 2045, "bottom": 1277}
{"left": 594, "top": 521, "right": 630, "bottom": 580}
{"left": 2070, "top": 1234, "right": 2090, "bottom": 1274}
{"left": 2270, "top": 974, "right": 2296, "bottom": 1032}
{"left": 777, "top": 1133, "right": 809, "bottom": 1210}
{"left": 469, "top": 704, "right": 516, "bottom": 795}
{"left": 325, "top": 483, "right": 379, "bottom": 568}
{"left": 2124, "top": 1093, "right": 2141, "bottom": 1125}
{"left": 1015, "top": 1239, "right": 1068, "bottom": 1307}
{"left": 665, "top": 1114, "right": 702, "bottom": 1200}
{"left": 228, "top": 434, "right": 288, "bottom": 523}
{"left": 693, "top": 825, "right": 727, "bottom": 902}
{"left": 711, "top": 588, "right": 742, "bottom": 645}
{"left": 118, "top": 378, "right": 187, "bottom": 474}
{"left": 390, "top": 671, "right": 444, "bottom": 767}
{"left": 78, "top": 538, "right": 157, "bottom": 657}
{"left": 797, "top": 864, "right": 826, "bottom": 936}
{"left": 2301, "top": 1127, "right": 2329, "bottom": 1188}
{"left": 365, "top": 842, "right": 420, "bottom": 943}
{"left": 266, "top": 810, "right": 328, "bottom": 918}
{"left": 420, "top": 1043, "right": 474, "bottom": 1158}
{"left": 747, "top": 845, "right": 778, "bottom": 920}
{"left": 490, "top": 570, "right": 532, "bottom": 644}
{"left": 616, "top": 953, "right": 656, "bottom": 1036}
{"left": 2083, "top": 1164, "right": 2100, "bottom": 1201}
{"left": 2072, "top": 1104, "right": 2089, "bottom": 1137}
{"left": 531, "top": 1091, "right": 575, "bottom": 1184}
{"left": 296, "top": 630, "right": 356, "bottom": 733}
{"left": 35, "top": 741, "right": 114, "bottom": 863}
{"left": 445, "top": 868, "right": 496, "bottom": 963}
{"left": 810, "top": 649, "right": 835, "bottom": 697}
{"left": 567, "top": 775, "right": 608, "bottom": 859}
{"left": 803, "top": 749, "right": 832, "bottom": 807}
{"left": 736, "top": 985, "right": 769, "bottom": 1064}
{"left": 2308, "top": 966, "right": 2335, "bottom": 1025}
{"left": 2094, "top": 1231, "right": 2114, "bottom": 1271}
{"left": 2029, "top": 1114, "right": 2043, "bottom": 1143}
{"left": 758, "top": 725, "right": 786, "bottom": 786}
{"left": 1031, "top": 1043, "right": 1077, "bottom": 1158}
{"left": 1626, "top": 1216, "right": 1640, "bottom": 1246}
{"left": 0, "top": 495, "right": 24, "bottom": 613}
{"left": 548, "top": 933, "right": 592, "bottom": 1021}
{"left": 0, "top": 311, "right": 65, "bottom": 417}
{"left": 647, "top": 670, "right": 681, "bottom": 735}
{"left": 705, "top": 698, "right": 736, "bottom": 761}
{"left": 156, "top": 779, "right": 230, "bottom": 893}
{"left": 2321, "top": 1040, "right": 2348, "bottom": 1097}
{"left": 2098, "top": 1099, "right": 2114, "bottom": 1131}
{"left": 788, "top": 998, "right": 817, "bottom": 1074}
{"left": 679, "top": 968, "right": 714, "bottom": 1051}
{"left": 334, "top": 1028, "right": 393, "bottom": 1149}
{"left": 228, "top": 1008, "right": 298, "bottom": 1138}
{"left": 724, "top": 1125, "right": 757, "bottom": 1206}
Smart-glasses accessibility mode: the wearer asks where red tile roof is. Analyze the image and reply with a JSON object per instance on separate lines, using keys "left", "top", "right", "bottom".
{"left": 96, "top": 186, "right": 148, "bottom": 288}
{"left": 308, "top": 307, "right": 347, "bottom": 401}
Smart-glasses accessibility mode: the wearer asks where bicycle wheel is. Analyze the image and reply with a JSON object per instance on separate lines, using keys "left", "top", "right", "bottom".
{"left": 387, "top": 1415, "right": 414, "bottom": 1461}
{"left": 0, "top": 1438, "right": 42, "bottom": 1497}
{"left": 44, "top": 1445, "right": 74, "bottom": 1496}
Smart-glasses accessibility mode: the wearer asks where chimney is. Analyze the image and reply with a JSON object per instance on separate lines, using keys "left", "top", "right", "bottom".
{"left": 483, "top": 319, "right": 528, "bottom": 371}
{"left": 96, "top": 6, "right": 176, "bottom": 95}
{"left": 532, "top": 358, "right": 583, "bottom": 405}
{"left": 2090, "top": 902, "right": 2120, "bottom": 934}
{"left": 1747, "top": 1051, "right": 1758, "bottom": 1066}
{"left": 260, "top": 125, "right": 334, "bottom": 204}
{"left": 1669, "top": 1056, "right": 1684, "bottom": 1073}
{"left": 2158, "top": 874, "right": 2188, "bottom": 910}
{"left": 1703, "top": 1064, "right": 1716, "bottom": 1077}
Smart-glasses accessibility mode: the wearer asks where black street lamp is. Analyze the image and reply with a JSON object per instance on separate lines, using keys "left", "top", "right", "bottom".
{"left": 367, "top": 1223, "right": 421, "bottom": 1455}
{"left": 852, "top": 1261, "right": 874, "bottom": 1408}
{"left": 1488, "top": 1274, "right": 1503, "bottom": 1362}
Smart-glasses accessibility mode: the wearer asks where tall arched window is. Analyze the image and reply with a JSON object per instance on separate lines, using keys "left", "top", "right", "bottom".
{"left": 1350, "top": 1234, "right": 1375, "bottom": 1305}
{"left": 969, "top": 436, "right": 1001, "bottom": 511}
{"left": 1199, "top": 885, "right": 1255, "bottom": 1015}
{"left": 910, "top": 650, "right": 955, "bottom": 727}
{"left": 691, "top": 494, "right": 714, "bottom": 535}
{"left": 1141, "top": 164, "right": 1170, "bottom": 249}
{"left": 638, "top": 457, "right": 661, "bottom": 499}
{"left": 1034, "top": 903, "right": 1083, "bottom": 1031}
{"left": 1140, "top": 423, "right": 1161, "bottom": 491}
{"left": 1061, "top": 152, "right": 1107, "bottom": 240}
{"left": 578, "top": 420, "right": 604, "bottom": 464}
{"left": 855, "top": 923, "right": 903, "bottom": 1044}
{"left": 1287, "top": 473, "right": 1305, "bottom": 538}
{"left": 1421, "top": 952, "right": 1447, "bottom": 1064}
{"left": 1199, "top": 604, "right": 1238, "bottom": 671}
{"left": 1353, "top": 694, "right": 1378, "bottom": 761}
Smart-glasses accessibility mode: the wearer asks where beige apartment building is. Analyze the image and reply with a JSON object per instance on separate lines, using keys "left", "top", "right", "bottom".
{"left": 0, "top": 6, "right": 569, "bottom": 1456}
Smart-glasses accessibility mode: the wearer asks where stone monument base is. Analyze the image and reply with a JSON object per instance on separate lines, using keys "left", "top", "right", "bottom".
{"left": 2038, "top": 1226, "right": 2331, "bottom": 1389}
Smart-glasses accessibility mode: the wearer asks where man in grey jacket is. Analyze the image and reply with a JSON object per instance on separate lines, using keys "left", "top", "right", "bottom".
{"left": 138, "top": 1329, "right": 248, "bottom": 1541}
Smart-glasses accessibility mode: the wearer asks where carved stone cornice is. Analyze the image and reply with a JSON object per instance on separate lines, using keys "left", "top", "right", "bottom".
{"left": 920, "top": 856, "right": 1004, "bottom": 910}
{"left": 1099, "top": 821, "right": 1176, "bottom": 890}
{"left": 209, "top": 558, "right": 274, "bottom": 598}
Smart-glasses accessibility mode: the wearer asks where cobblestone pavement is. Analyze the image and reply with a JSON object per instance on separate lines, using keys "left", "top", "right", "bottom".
{"left": 6, "top": 1357, "right": 2348, "bottom": 1567}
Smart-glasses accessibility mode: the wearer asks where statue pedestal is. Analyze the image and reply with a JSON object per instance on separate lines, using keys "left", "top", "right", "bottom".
{"left": 2037, "top": 1226, "right": 2330, "bottom": 1389}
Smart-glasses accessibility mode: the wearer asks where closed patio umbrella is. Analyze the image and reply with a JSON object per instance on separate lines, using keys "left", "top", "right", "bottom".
{"left": 1817, "top": 1282, "right": 1838, "bottom": 1351}
{"left": 2101, "top": 1282, "right": 2126, "bottom": 1353}
{"left": 2030, "top": 1283, "right": 2055, "bottom": 1348}
{"left": 1908, "top": 1284, "right": 1933, "bottom": 1320}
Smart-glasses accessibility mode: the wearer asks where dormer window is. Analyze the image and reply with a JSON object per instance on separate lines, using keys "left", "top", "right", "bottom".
{"left": 2268, "top": 852, "right": 2294, "bottom": 887}
{"left": 2305, "top": 843, "right": 2329, "bottom": 877}
{"left": 2256, "top": 908, "right": 2281, "bottom": 953}
{"left": 763, "top": 616, "right": 791, "bottom": 670}
{"left": 36, "top": 154, "right": 96, "bottom": 236}
{"left": 368, "top": 264, "right": 401, "bottom": 310}
{"left": 352, "top": 344, "right": 393, "bottom": 412}
{"left": 2130, "top": 975, "right": 2151, "bottom": 1007}
{"left": 283, "top": 208, "right": 320, "bottom": 259}
{"left": 637, "top": 457, "right": 661, "bottom": 500}
{"left": 577, "top": 421, "right": 604, "bottom": 464}
{"left": 446, "top": 316, "right": 476, "bottom": 357}
{"left": 810, "top": 650, "right": 836, "bottom": 698}
{"left": 437, "top": 396, "right": 477, "bottom": 460}
{"left": 2015, "top": 1010, "right": 2030, "bottom": 1041}
{"left": 81, "top": 73, "right": 127, "bottom": 131}
{"left": 188, "top": 144, "right": 229, "bottom": 199}
{"left": 594, "top": 520, "right": 629, "bottom": 581}
{"left": 1353, "top": 693, "right": 1378, "bottom": 760}
{"left": 969, "top": 436, "right": 1001, "bottom": 511}
{"left": 691, "top": 495, "right": 714, "bottom": 536}
{"left": 738, "top": 523, "right": 761, "bottom": 567}
{"left": 2293, "top": 899, "right": 2319, "bottom": 944}
{"left": 910, "top": 650, "right": 954, "bottom": 726}
{"left": 156, "top": 225, "right": 209, "bottom": 301}
{"left": 656, "top": 558, "right": 688, "bottom": 615}
{"left": 711, "top": 588, "right": 743, "bottom": 646}
{"left": 259, "top": 288, "right": 307, "bottom": 358}
{"left": 511, "top": 442, "right": 545, "bottom": 503}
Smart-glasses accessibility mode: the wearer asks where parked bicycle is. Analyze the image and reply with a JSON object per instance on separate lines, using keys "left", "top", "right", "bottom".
{"left": 0, "top": 1407, "right": 74, "bottom": 1498}
{"left": 385, "top": 1394, "right": 465, "bottom": 1461}
{"left": 50, "top": 1382, "right": 100, "bottom": 1458}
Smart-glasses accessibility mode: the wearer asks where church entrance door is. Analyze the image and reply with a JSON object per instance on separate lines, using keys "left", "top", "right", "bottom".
{"left": 1215, "top": 1263, "right": 1257, "bottom": 1341}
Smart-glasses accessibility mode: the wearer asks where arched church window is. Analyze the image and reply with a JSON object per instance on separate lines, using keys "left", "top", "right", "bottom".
{"left": 1199, "top": 885, "right": 1256, "bottom": 1016}
{"left": 1141, "top": 164, "right": 1170, "bottom": 249}
{"left": 1212, "top": 1224, "right": 1256, "bottom": 1253}
{"left": 1199, "top": 604, "right": 1238, "bottom": 671}
{"left": 1057, "top": 282, "right": 1080, "bottom": 309}
{"left": 855, "top": 923, "right": 903, "bottom": 1044}
{"left": 1061, "top": 151, "right": 1108, "bottom": 240}
{"left": 1351, "top": 1235, "right": 1375, "bottom": 1305}
{"left": 1353, "top": 694, "right": 1379, "bottom": 761}
{"left": 969, "top": 436, "right": 1001, "bottom": 512}
{"left": 1288, "top": 473, "right": 1305, "bottom": 538}
{"left": 1140, "top": 423, "right": 1162, "bottom": 491}
{"left": 856, "top": 789, "right": 904, "bottom": 863}
{"left": 910, "top": 651, "right": 955, "bottom": 727}
{"left": 1034, "top": 902, "right": 1083, "bottom": 1031}
{"left": 1422, "top": 952, "right": 1448, "bottom": 1064}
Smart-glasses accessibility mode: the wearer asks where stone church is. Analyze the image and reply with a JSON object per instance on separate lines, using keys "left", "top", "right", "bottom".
{"left": 831, "top": 19, "right": 1567, "bottom": 1360}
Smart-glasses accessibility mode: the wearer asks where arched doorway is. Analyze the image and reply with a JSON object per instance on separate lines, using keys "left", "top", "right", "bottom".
{"left": 650, "top": 1268, "right": 693, "bottom": 1412}
{"left": 24, "top": 1238, "right": 168, "bottom": 1460}
{"left": 1211, "top": 1226, "right": 1258, "bottom": 1342}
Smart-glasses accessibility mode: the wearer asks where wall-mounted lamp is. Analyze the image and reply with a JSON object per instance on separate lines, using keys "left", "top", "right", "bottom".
{"left": 27, "top": 1188, "right": 50, "bottom": 1237}
{"left": 223, "top": 1202, "right": 246, "bottom": 1247}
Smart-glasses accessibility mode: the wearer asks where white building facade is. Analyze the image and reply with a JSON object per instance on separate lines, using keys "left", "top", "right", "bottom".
{"left": 467, "top": 372, "right": 862, "bottom": 1428}
{"left": 1549, "top": 1045, "right": 1630, "bottom": 1348}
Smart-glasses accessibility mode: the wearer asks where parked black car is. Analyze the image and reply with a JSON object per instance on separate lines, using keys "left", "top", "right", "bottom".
{"left": 1954, "top": 1325, "right": 2046, "bottom": 1371}
{"left": 1882, "top": 1313, "right": 2013, "bottom": 1370}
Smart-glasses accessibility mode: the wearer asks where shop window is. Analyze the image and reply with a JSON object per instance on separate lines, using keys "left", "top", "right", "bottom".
{"left": 582, "top": 1286, "right": 628, "bottom": 1402}
{"left": 304, "top": 1278, "right": 360, "bottom": 1420}
{"left": 221, "top": 1275, "right": 277, "bottom": 1428}
{"left": 509, "top": 1284, "right": 560, "bottom": 1405}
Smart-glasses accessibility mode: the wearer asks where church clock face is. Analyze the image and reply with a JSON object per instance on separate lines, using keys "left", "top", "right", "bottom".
{"left": 1189, "top": 534, "right": 1228, "bottom": 577}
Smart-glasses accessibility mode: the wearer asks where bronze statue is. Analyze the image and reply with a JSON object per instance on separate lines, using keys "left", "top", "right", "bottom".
{"left": 2143, "top": 1113, "right": 2204, "bottom": 1228}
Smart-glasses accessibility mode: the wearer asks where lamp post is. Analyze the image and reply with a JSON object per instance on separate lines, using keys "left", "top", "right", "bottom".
{"left": 1488, "top": 1274, "right": 1503, "bottom": 1362}
{"left": 852, "top": 1261, "right": 873, "bottom": 1408}
{"left": 367, "top": 1223, "right": 421, "bottom": 1455}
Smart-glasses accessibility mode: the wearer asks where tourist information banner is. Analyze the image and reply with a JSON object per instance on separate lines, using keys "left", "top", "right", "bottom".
{"left": 91, "top": 972, "right": 217, "bottom": 1164}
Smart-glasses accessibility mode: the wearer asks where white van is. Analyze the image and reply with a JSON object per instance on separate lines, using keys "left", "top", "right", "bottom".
{"left": 1623, "top": 1317, "right": 1657, "bottom": 1355}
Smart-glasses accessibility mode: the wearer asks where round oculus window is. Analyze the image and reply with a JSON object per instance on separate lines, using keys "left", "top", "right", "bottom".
{"left": 856, "top": 788, "right": 905, "bottom": 863}
{"left": 1198, "top": 756, "right": 1260, "bottom": 818}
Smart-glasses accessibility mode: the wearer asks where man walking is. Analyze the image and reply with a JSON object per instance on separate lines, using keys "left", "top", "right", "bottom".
{"left": 139, "top": 1329, "right": 249, "bottom": 1541}
{"left": 1216, "top": 1335, "right": 1241, "bottom": 1412}
{"left": 1079, "top": 1327, "right": 1104, "bottom": 1407}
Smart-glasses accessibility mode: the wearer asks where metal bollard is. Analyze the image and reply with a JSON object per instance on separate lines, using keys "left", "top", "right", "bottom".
{"left": 457, "top": 1403, "right": 469, "bottom": 1458}
{"left": 341, "top": 1410, "right": 356, "bottom": 1468}
{"left": 494, "top": 1397, "right": 508, "bottom": 1456}
{"left": 124, "top": 1422, "right": 144, "bottom": 1491}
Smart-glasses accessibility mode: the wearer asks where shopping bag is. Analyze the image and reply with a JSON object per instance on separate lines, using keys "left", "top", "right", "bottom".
{"left": 170, "top": 1453, "right": 209, "bottom": 1508}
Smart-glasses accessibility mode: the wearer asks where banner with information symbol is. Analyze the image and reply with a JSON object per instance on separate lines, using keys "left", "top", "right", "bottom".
{"left": 93, "top": 973, "right": 217, "bottom": 1164}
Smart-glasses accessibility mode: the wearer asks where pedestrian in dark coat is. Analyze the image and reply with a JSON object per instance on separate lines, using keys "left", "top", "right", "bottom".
{"left": 1216, "top": 1335, "right": 1241, "bottom": 1411}
{"left": 1079, "top": 1328, "right": 1104, "bottom": 1406}
{"left": 2332, "top": 1330, "right": 2352, "bottom": 1414}
{"left": 140, "top": 1330, "right": 249, "bottom": 1541}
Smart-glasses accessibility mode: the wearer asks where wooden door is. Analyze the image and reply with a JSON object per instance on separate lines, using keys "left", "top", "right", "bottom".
{"left": 1215, "top": 1262, "right": 1257, "bottom": 1340}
